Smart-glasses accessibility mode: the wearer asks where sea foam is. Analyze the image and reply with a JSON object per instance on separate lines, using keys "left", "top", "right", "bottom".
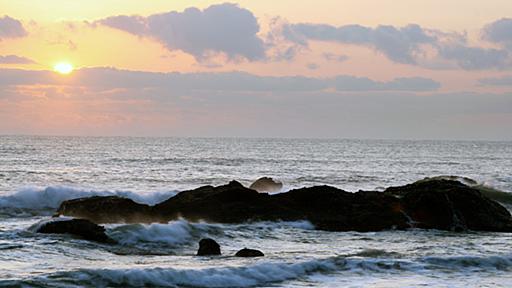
{"left": 26, "top": 257, "right": 346, "bottom": 287}
{"left": 108, "top": 220, "right": 223, "bottom": 247}
{"left": 0, "top": 186, "right": 177, "bottom": 214}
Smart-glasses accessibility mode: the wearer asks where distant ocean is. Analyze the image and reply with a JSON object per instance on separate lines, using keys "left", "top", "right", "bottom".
{"left": 1, "top": 136, "right": 512, "bottom": 287}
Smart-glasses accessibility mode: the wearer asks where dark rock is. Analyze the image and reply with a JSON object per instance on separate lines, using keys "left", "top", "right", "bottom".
{"left": 235, "top": 248, "right": 264, "bottom": 257}
{"left": 36, "top": 218, "right": 116, "bottom": 244}
{"left": 56, "top": 178, "right": 512, "bottom": 233}
{"left": 384, "top": 179, "right": 512, "bottom": 232}
{"left": 197, "top": 238, "right": 221, "bottom": 256}
{"left": 57, "top": 196, "right": 153, "bottom": 223}
{"left": 249, "top": 177, "right": 283, "bottom": 193}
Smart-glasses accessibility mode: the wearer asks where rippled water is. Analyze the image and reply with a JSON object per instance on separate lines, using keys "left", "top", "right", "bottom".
{"left": 1, "top": 136, "right": 512, "bottom": 287}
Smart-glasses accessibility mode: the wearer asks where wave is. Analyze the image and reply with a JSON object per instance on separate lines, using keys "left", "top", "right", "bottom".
{"left": 0, "top": 186, "right": 177, "bottom": 216}
{"left": 8, "top": 254, "right": 512, "bottom": 287}
{"left": 108, "top": 220, "right": 224, "bottom": 247}
{"left": 421, "top": 255, "right": 512, "bottom": 271}
{"left": 105, "top": 220, "right": 314, "bottom": 254}
{"left": 12, "top": 256, "right": 347, "bottom": 287}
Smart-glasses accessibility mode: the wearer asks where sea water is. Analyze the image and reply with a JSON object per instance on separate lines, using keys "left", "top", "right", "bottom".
{"left": 0, "top": 136, "right": 511, "bottom": 287}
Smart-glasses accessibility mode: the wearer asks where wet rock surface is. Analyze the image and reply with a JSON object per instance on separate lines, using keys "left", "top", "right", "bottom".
{"left": 36, "top": 218, "right": 116, "bottom": 243}
{"left": 197, "top": 238, "right": 221, "bottom": 256}
{"left": 235, "top": 248, "right": 264, "bottom": 257}
{"left": 384, "top": 179, "right": 512, "bottom": 232}
{"left": 56, "top": 178, "right": 512, "bottom": 233}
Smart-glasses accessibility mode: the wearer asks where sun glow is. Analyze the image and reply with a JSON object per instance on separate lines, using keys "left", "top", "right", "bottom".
{"left": 54, "top": 62, "right": 74, "bottom": 74}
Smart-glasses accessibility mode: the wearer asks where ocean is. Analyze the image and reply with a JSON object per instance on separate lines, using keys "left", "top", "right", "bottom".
{"left": 1, "top": 136, "right": 511, "bottom": 287}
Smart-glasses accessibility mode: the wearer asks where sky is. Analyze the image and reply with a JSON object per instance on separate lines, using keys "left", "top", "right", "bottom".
{"left": 0, "top": 1, "right": 511, "bottom": 140}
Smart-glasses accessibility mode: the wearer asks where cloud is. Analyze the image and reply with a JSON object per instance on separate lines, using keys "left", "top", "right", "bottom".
{"left": 284, "top": 23, "right": 435, "bottom": 65}
{"left": 0, "top": 55, "right": 35, "bottom": 64}
{"left": 483, "top": 18, "right": 512, "bottom": 49}
{"left": 2, "top": 68, "right": 511, "bottom": 140}
{"left": 283, "top": 21, "right": 512, "bottom": 70}
{"left": 334, "top": 76, "right": 440, "bottom": 91}
{"left": 0, "top": 15, "right": 27, "bottom": 40}
{"left": 0, "top": 67, "right": 440, "bottom": 93}
{"left": 478, "top": 75, "right": 512, "bottom": 86}
{"left": 323, "top": 53, "right": 349, "bottom": 62}
{"left": 436, "top": 43, "right": 510, "bottom": 70}
{"left": 98, "top": 3, "right": 265, "bottom": 62}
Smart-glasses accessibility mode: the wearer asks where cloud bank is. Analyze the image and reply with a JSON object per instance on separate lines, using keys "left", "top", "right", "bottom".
{"left": 93, "top": 4, "right": 512, "bottom": 71}
{"left": 0, "top": 68, "right": 508, "bottom": 140}
{"left": 0, "top": 67, "right": 439, "bottom": 92}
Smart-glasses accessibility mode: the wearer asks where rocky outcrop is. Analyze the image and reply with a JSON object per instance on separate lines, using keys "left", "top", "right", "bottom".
{"left": 235, "top": 248, "right": 264, "bottom": 257}
{"left": 36, "top": 218, "right": 116, "bottom": 243}
{"left": 57, "top": 196, "right": 153, "bottom": 223}
{"left": 56, "top": 178, "right": 512, "bottom": 233}
{"left": 384, "top": 179, "right": 512, "bottom": 232}
{"left": 197, "top": 238, "right": 221, "bottom": 256}
{"left": 249, "top": 177, "right": 283, "bottom": 193}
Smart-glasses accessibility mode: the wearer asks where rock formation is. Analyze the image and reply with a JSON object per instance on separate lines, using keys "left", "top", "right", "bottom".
{"left": 55, "top": 178, "right": 512, "bottom": 233}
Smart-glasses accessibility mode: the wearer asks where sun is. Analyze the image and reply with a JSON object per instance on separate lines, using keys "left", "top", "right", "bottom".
{"left": 54, "top": 62, "right": 74, "bottom": 74}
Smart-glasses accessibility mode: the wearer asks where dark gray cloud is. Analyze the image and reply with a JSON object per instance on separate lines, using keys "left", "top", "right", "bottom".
{"left": 98, "top": 3, "right": 265, "bottom": 62}
{"left": 0, "top": 15, "right": 27, "bottom": 40}
{"left": 0, "top": 67, "right": 440, "bottom": 93}
{"left": 479, "top": 75, "right": 512, "bottom": 86}
{"left": 483, "top": 18, "right": 512, "bottom": 49}
{"left": 0, "top": 55, "right": 35, "bottom": 64}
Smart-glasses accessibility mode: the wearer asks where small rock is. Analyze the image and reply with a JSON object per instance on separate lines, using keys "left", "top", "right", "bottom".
{"left": 235, "top": 248, "right": 264, "bottom": 257}
{"left": 36, "top": 218, "right": 116, "bottom": 244}
{"left": 197, "top": 238, "right": 221, "bottom": 256}
{"left": 249, "top": 177, "right": 283, "bottom": 193}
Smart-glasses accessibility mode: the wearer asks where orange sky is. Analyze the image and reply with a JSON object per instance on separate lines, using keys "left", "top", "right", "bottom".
{"left": 0, "top": 1, "right": 511, "bottom": 139}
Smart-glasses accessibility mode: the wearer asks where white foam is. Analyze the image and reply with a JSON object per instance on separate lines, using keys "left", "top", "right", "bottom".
{"left": 51, "top": 257, "right": 345, "bottom": 287}
{"left": 108, "top": 220, "right": 221, "bottom": 246}
{"left": 0, "top": 185, "right": 177, "bottom": 210}
{"left": 107, "top": 219, "right": 313, "bottom": 247}
{"left": 237, "top": 220, "right": 315, "bottom": 230}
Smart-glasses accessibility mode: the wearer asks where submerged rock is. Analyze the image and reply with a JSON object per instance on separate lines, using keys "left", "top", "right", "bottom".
{"left": 249, "top": 177, "right": 283, "bottom": 193}
{"left": 235, "top": 248, "right": 264, "bottom": 257}
{"left": 36, "top": 218, "right": 116, "bottom": 244}
{"left": 56, "top": 178, "right": 512, "bottom": 233}
{"left": 197, "top": 238, "right": 221, "bottom": 256}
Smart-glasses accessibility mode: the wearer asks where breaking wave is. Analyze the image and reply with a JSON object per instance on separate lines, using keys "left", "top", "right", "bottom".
{"left": 0, "top": 186, "right": 177, "bottom": 216}
{"left": 9, "top": 257, "right": 347, "bottom": 287}
{"left": 108, "top": 220, "right": 224, "bottom": 248}
{"left": 105, "top": 219, "right": 314, "bottom": 253}
{"left": 7, "top": 254, "right": 512, "bottom": 287}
